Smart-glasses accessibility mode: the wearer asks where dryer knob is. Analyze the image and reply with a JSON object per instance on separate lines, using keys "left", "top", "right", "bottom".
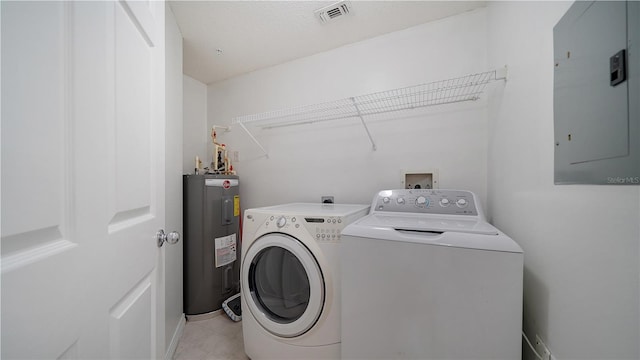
{"left": 276, "top": 216, "right": 287, "bottom": 228}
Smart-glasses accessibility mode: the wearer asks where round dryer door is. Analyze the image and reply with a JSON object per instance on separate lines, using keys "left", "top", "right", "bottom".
{"left": 242, "top": 233, "right": 325, "bottom": 338}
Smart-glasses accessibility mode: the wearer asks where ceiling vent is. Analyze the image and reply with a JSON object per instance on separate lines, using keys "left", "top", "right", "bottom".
{"left": 315, "top": 1, "right": 353, "bottom": 23}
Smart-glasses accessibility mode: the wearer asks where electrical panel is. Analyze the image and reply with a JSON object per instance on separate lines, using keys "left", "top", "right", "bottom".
{"left": 554, "top": 1, "right": 640, "bottom": 184}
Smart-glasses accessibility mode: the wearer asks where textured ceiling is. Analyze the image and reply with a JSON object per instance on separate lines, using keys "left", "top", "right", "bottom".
{"left": 170, "top": 1, "right": 486, "bottom": 85}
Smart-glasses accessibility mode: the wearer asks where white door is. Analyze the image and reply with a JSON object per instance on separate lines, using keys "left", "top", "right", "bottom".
{"left": 163, "top": 3, "right": 185, "bottom": 356}
{"left": 1, "top": 1, "right": 167, "bottom": 358}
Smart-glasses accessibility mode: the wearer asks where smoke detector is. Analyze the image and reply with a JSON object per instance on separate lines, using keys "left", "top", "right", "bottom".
{"left": 314, "top": 1, "right": 353, "bottom": 23}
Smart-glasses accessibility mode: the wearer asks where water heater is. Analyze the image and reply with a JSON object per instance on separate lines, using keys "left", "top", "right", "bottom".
{"left": 183, "top": 174, "right": 240, "bottom": 317}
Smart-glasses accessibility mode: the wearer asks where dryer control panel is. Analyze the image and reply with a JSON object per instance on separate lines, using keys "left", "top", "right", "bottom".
{"left": 371, "top": 189, "right": 478, "bottom": 216}
{"left": 261, "top": 214, "right": 349, "bottom": 242}
{"left": 306, "top": 216, "right": 347, "bottom": 242}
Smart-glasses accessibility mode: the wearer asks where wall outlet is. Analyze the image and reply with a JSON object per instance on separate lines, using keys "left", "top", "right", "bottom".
{"left": 321, "top": 196, "right": 334, "bottom": 204}
{"left": 232, "top": 151, "right": 239, "bottom": 162}
{"left": 535, "top": 335, "right": 552, "bottom": 360}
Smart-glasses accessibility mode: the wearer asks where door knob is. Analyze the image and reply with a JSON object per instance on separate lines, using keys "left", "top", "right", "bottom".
{"left": 157, "top": 229, "right": 180, "bottom": 247}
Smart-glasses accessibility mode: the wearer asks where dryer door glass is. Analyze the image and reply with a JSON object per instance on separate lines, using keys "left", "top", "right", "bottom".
{"left": 249, "top": 246, "right": 309, "bottom": 322}
{"left": 242, "top": 232, "right": 325, "bottom": 337}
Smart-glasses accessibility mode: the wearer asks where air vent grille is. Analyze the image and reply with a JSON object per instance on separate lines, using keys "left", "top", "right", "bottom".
{"left": 327, "top": 7, "right": 343, "bottom": 18}
{"left": 315, "top": 1, "right": 353, "bottom": 23}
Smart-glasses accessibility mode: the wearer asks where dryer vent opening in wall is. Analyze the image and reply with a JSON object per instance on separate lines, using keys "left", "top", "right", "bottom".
{"left": 315, "top": 1, "right": 353, "bottom": 23}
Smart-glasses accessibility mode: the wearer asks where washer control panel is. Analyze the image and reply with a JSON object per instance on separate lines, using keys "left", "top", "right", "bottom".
{"left": 262, "top": 215, "right": 347, "bottom": 242}
{"left": 373, "top": 189, "right": 478, "bottom": 216}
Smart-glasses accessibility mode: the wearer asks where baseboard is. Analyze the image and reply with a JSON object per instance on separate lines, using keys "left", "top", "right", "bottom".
{"left": 186, "top": 309, "right": 223, "bottom": 322}
{"left": 165, "top": 313, "right": 186, "bottom": 360}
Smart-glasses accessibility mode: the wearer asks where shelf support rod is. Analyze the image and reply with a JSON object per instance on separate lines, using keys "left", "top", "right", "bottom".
{"left": 350, "top": 97, "right": 377, "bottom": 151}
{"left": 237, "top": 121, "right": 269, "bottom": 159}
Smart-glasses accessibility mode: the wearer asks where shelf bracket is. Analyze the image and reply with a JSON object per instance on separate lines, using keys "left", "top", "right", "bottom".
{"left": 495, "top": 65, "right": 508, "bottom": 81}
{"left": 350, "top": 97, "right": 377, "bottom": 151}
{"left": 212, "top": 124, "right": 230, "bottom": 132}
{"left": 237, "top": 122, "right": 269, "bottom": 159}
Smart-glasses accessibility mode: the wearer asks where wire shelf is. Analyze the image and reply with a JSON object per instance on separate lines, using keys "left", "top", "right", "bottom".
{"left": 232, "top": 67, "right": 507, "bottom": 156}
{"left": 233, "top": 68, "right": 505, "bottom": 129}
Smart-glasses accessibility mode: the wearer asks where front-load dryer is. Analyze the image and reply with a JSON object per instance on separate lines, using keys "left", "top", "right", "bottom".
{"left": 241, "top": 203, "right": 369, "bottom": 359}
{"left": 341, "top": 189, "right": 524, "bottom": 359}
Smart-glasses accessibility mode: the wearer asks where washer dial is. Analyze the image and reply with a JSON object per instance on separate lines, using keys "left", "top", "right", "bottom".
{"left": 416, "top": 196, "right": 429, "bottom": 207}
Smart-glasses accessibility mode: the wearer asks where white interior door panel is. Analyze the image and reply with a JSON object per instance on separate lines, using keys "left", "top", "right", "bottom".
{"left": 1, "top": 1, "right": 166, "bottom": 358}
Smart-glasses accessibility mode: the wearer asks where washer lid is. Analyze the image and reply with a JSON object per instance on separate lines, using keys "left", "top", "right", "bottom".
{"left": 342, "top": 214, "right": 523, "bottom": 254}
{"left": 357, "top": 213, "right": 499, "bottom": 235}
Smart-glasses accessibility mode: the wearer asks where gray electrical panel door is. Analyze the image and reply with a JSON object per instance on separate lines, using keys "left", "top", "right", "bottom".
{"left": 554, "top": 1, "right": 640, "bottom": 184}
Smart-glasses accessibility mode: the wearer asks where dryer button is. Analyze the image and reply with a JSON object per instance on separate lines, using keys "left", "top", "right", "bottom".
{"left": 276, "top": 216, "right": 287, "bottom": 228}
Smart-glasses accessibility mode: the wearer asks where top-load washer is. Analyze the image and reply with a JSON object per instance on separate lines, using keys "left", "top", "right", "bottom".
{"left": 341, "top": 189, "right": 524, "bottom": 359}
{"left": 241, "top": 203, "right": 369, "bottom": 359}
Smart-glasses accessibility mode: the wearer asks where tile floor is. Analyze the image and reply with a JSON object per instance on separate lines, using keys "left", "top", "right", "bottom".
{"left": 174, "top": 313, "right": 248, "bottom": 360}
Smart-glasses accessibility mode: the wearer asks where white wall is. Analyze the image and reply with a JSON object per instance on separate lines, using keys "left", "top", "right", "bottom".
{"left": 164, "top": 4, "right": 184, "bottom": 359}
{"left": 197, "top": 3, "right": 640, "bottom": 359}
{"left": 183, "top": 75, "right": 208, "bottom": 174}
{"left": 486, "top": 2, "right": 639, "bottom": 359}
{"left": 208, "top": 9, "right": 490, "bottom": 210}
